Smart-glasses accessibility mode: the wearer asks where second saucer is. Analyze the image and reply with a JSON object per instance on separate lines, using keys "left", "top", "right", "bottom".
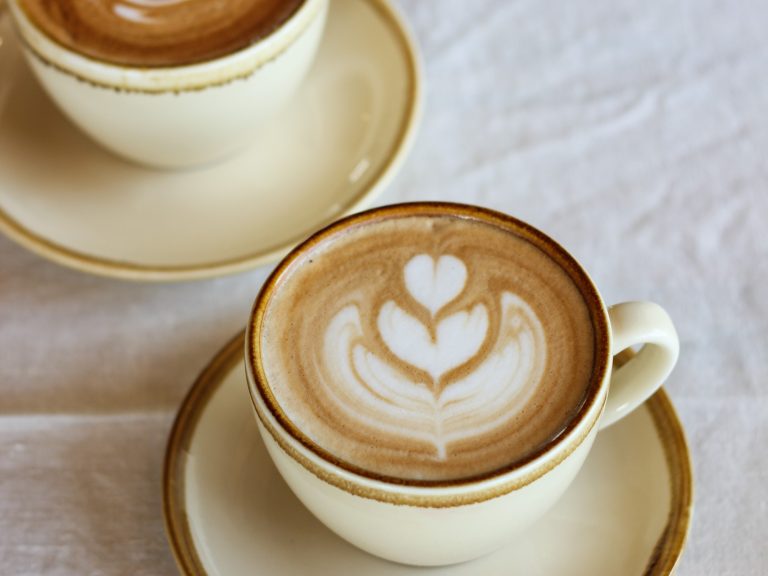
{"left": 0, "top": 0, "right": 422, "bottom": 281}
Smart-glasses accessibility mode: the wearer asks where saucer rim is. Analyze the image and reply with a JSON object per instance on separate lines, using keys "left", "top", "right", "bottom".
{"left": 0, "top": 0, "right": 423, "bottom": 282}
{"left": 162, "top": 331, "right": 693, "bottom": 576}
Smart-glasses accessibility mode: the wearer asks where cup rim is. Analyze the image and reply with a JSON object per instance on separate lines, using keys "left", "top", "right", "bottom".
{"left": 7, "top": 0, "right": 325, "bottom": 93}
{"left": 245, "top": 202, "right": 612, "bottom": 501}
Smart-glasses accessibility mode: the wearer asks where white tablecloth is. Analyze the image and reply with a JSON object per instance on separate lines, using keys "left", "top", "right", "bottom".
{"left": 1, "top": 0, "right": 766, "bottom": 574}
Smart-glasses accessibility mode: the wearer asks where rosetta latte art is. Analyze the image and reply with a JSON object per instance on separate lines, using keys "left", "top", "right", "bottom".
{"left": 323, "top": 254, "right": 546, "bottom": 460}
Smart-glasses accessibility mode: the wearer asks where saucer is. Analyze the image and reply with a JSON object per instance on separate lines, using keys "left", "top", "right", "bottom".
{"left": 163, "top": 334, "right": 693, "bottom": 576}
{"left": 0, "top": 0, "right": 422, "bottom": 281}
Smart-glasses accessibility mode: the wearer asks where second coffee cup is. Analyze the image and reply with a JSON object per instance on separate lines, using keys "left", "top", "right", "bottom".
{"left": 7, "top": 0, "right": 328, "bottom": 168}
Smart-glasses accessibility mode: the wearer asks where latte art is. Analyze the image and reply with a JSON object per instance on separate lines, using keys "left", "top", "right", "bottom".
{"left": 326, "top": 254, "right": 546, "bottom": 460}
{"left": 261, "top": 214, "right": 596, "bottom": 481}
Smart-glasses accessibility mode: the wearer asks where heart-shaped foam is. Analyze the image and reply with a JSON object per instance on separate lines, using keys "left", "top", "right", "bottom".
{"left": 404, "top": 254, "right": 467, "bottom": 316}
{"left": 377, "top": 301, "right": 488, "bottom": 381}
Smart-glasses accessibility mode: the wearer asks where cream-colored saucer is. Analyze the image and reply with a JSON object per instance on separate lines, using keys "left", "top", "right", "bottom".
{"left": 163, "top": 334, "right": 693, "bottom": 576}
{"left": 0, "top": 0, "right": 421, "bottom": 281}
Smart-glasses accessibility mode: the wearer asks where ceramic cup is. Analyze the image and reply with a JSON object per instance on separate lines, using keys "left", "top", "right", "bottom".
{"left": 245, "top": 202, "right": 680, "bottom": 566}
{"left": 6, "top": 0, "right": 328, "bottom": 168}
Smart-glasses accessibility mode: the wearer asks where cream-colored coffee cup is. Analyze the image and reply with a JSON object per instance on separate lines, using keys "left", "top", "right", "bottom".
{"left": 6, "top": 0, "right": 328, "bottom": 168}
{"left": 245, "top": 203, "right": 679, "bottom": 566}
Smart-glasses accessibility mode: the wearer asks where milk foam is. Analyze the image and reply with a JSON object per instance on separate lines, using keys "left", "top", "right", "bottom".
{"left": 261, "top": 214, "right": 595, "bottom": 481}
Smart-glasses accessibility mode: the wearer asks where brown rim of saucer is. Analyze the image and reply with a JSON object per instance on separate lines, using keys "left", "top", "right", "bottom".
{"left": 245, "top": 201, "right": 612, "bottom": 498}
{"left": 163, "top": 333, "right": 693, "bottom": 576}
{"left": 0, "top": 0, "right": 422, "bottom": 282}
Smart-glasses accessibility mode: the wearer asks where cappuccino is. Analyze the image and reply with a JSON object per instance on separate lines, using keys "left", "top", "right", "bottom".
{"left": 260, "top": 212, "right": 597, "bottom": 481}
{"left": 19, "top": 0, "right": 306, "bottom": 67}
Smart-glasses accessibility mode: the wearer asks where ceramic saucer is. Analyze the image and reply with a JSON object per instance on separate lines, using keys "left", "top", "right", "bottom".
{"left": 0, "top": 0, "right": 422, "bottom": 281}
{"left": 163, "top": 334, "right": 693, "bottom": 576}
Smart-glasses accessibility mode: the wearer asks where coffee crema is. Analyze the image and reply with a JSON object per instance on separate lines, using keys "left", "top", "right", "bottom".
{"left": 19, "top": 0, "right": 306, "bottom": 67}
{"left": 259, "top": 214, "right": 597, "bottom": 481}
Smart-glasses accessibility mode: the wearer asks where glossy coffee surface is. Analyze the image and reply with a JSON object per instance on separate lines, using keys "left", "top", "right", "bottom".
{"left": 260, "top": 213, "right": 597, "bottom": 481}
{"left": 19, "top": 0, "right": 306, "bottom": 67}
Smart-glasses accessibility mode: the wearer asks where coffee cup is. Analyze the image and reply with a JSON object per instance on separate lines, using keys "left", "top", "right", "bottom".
{"left": 6, "top": 0, "right": 328, "bottom": 168}
{"left": 245, "top": 202, "right": 679, "bottom": 566}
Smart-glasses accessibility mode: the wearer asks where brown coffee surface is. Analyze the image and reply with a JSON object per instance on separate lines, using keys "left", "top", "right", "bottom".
{"left": 260, "top": 213, "right": 597, "bottom": 481}
{"left": 19, "top": 0, "right": 305, "bottom": 67}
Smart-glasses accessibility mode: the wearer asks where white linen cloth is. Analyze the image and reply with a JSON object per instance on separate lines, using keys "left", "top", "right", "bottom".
{"left": 1, "top": 0, "right": 766, "bottom": 573}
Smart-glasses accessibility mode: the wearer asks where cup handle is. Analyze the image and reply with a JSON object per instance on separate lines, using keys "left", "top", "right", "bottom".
{"left": 599, "top": 301, "right": 679, "bottom": 429}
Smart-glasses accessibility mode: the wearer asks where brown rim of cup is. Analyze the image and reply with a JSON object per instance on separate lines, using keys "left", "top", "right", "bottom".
{"left": 9, "top": 0, "right": 323, "bottom": 93}
{"left": 246, "top": 202, "right": 612, "bottom": 495}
